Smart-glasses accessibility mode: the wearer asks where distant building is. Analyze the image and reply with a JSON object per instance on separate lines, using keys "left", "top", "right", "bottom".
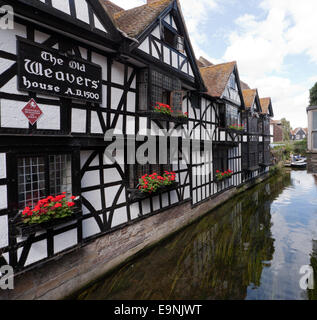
{"left": 307, "top": 106, "right": 317, "bottom": 173}
{"left": 290, "top": 127, "right": 307, "bottom": 141}
{"left": 270, "top": 120, "right": 284, "bottom": 143}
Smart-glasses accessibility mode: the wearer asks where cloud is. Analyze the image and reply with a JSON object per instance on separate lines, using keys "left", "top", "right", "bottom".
{"left": 110, "top": 0, "right": 315, "bottom": 127}
{"left": 223, "top": 0, "right": 317, "bottom": 127}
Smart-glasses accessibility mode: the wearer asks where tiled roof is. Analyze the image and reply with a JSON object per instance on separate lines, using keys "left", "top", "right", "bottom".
{"left": 240, "top": 81, "right": 250, "bottom": 90}
{"left": 198, "top": 56, "right": 214, "bottom": 67}
{"left": 199, "top": 61, "right": 236, "bottom": 98}
{"left": 100, "top": 0, "right": 124, "bottom": 16}
{"left": 242, "top": 89, "right": 257, "bottom": 109}
{"left": 293, "top": 127, "right": 307, "bottom": 135}
{"left": 110, "top": 0, "right": 173, "bottom": 38}
{"left": 260, "top": 97, "right": 271, "bottom": 114}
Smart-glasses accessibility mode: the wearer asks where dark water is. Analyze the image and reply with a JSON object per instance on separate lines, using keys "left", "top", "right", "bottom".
{"left": 74, "top": 170, "right": 317, "bottom": 300}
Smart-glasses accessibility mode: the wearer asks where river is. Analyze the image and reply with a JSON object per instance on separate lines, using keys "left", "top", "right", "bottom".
{"left": 73, "top": 170, "right": 317, "bottom": 300}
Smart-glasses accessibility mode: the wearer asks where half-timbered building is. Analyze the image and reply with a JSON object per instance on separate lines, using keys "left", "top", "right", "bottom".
{"left": 241, "top": 89, "right": 263, "bottom": 179}
{"left": 259, "top": 97, "right": 273, "bottom": 167}
{"left": 0, "top": 0, "right": 275, "bottom": 297}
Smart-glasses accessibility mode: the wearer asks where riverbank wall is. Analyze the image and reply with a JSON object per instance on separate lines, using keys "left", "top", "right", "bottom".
{"left": 1, "top": 172, "right": 272, "bottom": 300}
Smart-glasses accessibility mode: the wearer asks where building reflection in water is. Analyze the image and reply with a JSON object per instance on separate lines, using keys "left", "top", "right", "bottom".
{"left": 74, "top": 174, "right": 291, "bottom": 300}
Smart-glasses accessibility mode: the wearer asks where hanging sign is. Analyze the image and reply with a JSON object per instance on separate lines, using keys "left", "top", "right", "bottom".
{"left": 17, "top": 38, "right": 102, "bottom": 103}
{"left": 22, "top": 99, "right": 43, "bottom": 125}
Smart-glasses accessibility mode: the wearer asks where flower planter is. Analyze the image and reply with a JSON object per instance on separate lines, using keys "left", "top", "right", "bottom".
{"left": 138, "top": 111, "right": 188, "bottom": 124}
{"left": 13, "top": 208, "right": 82, "bottom": 237}
{"left": 215, "top": 175, "right": 232, "bottom": 183}
{"left": 128, "top": 182, "right": 179, "bottom": 201}
{"left": 226, "top": 128, "right": 244, "bottom": 135}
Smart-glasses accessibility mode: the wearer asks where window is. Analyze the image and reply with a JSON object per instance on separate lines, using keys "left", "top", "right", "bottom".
{"left": 163, "top": 27, "right": 176, "bottom": 48}
{"left": 226, "top": 104, "right": 240, "bottom": 127}
{"left": 258, "top": 119, "right": 263, "bottom": 134}
{"left": 176, "top": 35, "right": 184, "bottom": 53}
{"left": 151, "top": 70, "right": 182, "bottom": 112}
{"left": 213, "top": 146, "right": 228, "bottom": 176}
{"left": 229, "top": 73, "right": 237, "bottom": 90}
{"left": 138, "top": 69, "right": 148, "bottom": 111}
{"left": 17, "top": 154, "right": 72, "bottom": 209}
{"left": 242, "top": 141, "right": 259, "bottom": 170}
{"left": 219, "top": 104, "right": 226, "bottom": 128}
{"left": 248, "top": 116, "right": 258, "bottom": 133}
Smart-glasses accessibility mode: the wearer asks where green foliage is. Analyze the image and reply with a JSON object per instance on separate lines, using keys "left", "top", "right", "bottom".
{"left": 309, "top": 82, "right": 317, "bottom": 106}
{"left": 280, "top": 118, "right": 292, "bottom": 141}
{"left": 293, "top": 138, "right": 307, "bottom": 156}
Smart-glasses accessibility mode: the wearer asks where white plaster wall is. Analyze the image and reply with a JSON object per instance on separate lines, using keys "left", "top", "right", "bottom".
{"left": 54, "top": 229, "right": 78, "bottom": 254}
{"left": 0, "top": 215, "right": 8, "bottom": 249}
{"left": 51, "top": 0, "right": 70, "bottom": 14}
{"left": 82, "top": 216, "right": 102, "bottom": 239}
{"left": 0, "top": 154, "right": 6, "bottom": 179}
{"left": 0, "top": 186, "right": 7, "bottom": 210}
{"left": 112, "top": 61, "right": 125, "bottom": 85}
{"left": 111, "top": 88, "right": 124, "bottom": 109}
{"left": 76, "top": 0, "right": 90, "bottom": 24}
{"left": 129, "top": 202, "right": 140, "bottom": 220}
{"left": 110, "top": 207, "right": 128, "bottom": 228}
{"left": 0, "top": 99, "right": 29, "bottom": 129}
{"left": 0, "top": 23, "right": 26, "bottom": 55}
{"left": 82, "top": 190, "right": 102, "bottom": 214}
{"left": 22, "top": 240, "right": 48, "bottom": 267}
{"left": 104, "top": 185, "right": 121, "bottom": 208}
{"left": 91, "top": 52, "right": 107, "bottom": 81}
{"left": 36, "top": 104, "right": 60, "bottom": 130}
{"left": 82, "top": 170, "right": 101, "bottom": 188}
{"left": 91, "top": 111, "right": 103, "bottom": 134}
{"left": 94, "top": 14, "right": 107, "bottom": 33}
{"left": 72, "top": 108, "right": 87, "bottom": 133}
{"left": 139, "top": 37, "right": 150, "bottom": 54}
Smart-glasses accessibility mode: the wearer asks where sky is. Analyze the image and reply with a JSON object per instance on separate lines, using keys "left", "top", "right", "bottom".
{"left": 110, "top": 0, "right": 317, "bottom": 128}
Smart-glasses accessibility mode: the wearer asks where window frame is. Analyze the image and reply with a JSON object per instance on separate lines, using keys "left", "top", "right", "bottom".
{"left": 212, "top": 145, "right": 229, "bottom": 177}
{"left": 7, "top": 148, "right": 80, "bottom": 214}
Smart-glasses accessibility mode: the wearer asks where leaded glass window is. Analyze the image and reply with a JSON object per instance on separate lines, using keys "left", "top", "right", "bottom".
{"left": 226, "top": 104, "right": 240, "bottom": 127}
{"left": 18, "top": 154, "right": 72, "bottom": 209}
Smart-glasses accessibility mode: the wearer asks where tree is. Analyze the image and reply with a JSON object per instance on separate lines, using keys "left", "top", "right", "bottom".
{"left": 280, "top": 118, "right": 292, "bottom": 141}
{"left": 309, "top": 82, "right": 317, "bottom": 106}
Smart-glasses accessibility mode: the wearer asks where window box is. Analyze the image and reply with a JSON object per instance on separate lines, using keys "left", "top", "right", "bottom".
{"left": 13, "top": 207, "right": 82, "bottom": 238}
{"left": 214, "top": 170, "right": 233, "bottom": 183}
{"left": 128, "top": 182, "right": 179, "bottom": 201}
{"left": 244, "top": 166, "right": 260, "bottom": 172}
{"left": 138, "top": 110, "right": 189, "bottom": 124}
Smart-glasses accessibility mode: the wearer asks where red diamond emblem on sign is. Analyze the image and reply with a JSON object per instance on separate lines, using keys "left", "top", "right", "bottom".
{"left": 22, "top": 99, "right": 43, "bottom": 125}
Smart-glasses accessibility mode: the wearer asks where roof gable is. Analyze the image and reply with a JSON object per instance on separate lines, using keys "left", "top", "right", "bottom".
{"left": 110, "top": 0, "right": 173, "bottom": 38}
{"left": 107, "top": 0, "right": 205, "bottom": 89}
{"left": 260, "top": 97, "right": 274, "bottom": 117}
{"left": 200, "top": 62, "right": 236, "bottom": 98}
{"left": 242, "top": 89, "right": 262, "bottom": 113}
{"left": 199, "top": 61, "right": 245, "bottom": 107}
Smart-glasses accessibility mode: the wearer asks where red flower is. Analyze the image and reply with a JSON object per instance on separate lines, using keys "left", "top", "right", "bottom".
{"left": 54, "top": 203, "right": 62, "bottom": 208}
{"left": 67, "top": 202, "right": 75, "bottom": 207}
{"left": 71, "top": 196, "right": 77, "bottom": 200}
